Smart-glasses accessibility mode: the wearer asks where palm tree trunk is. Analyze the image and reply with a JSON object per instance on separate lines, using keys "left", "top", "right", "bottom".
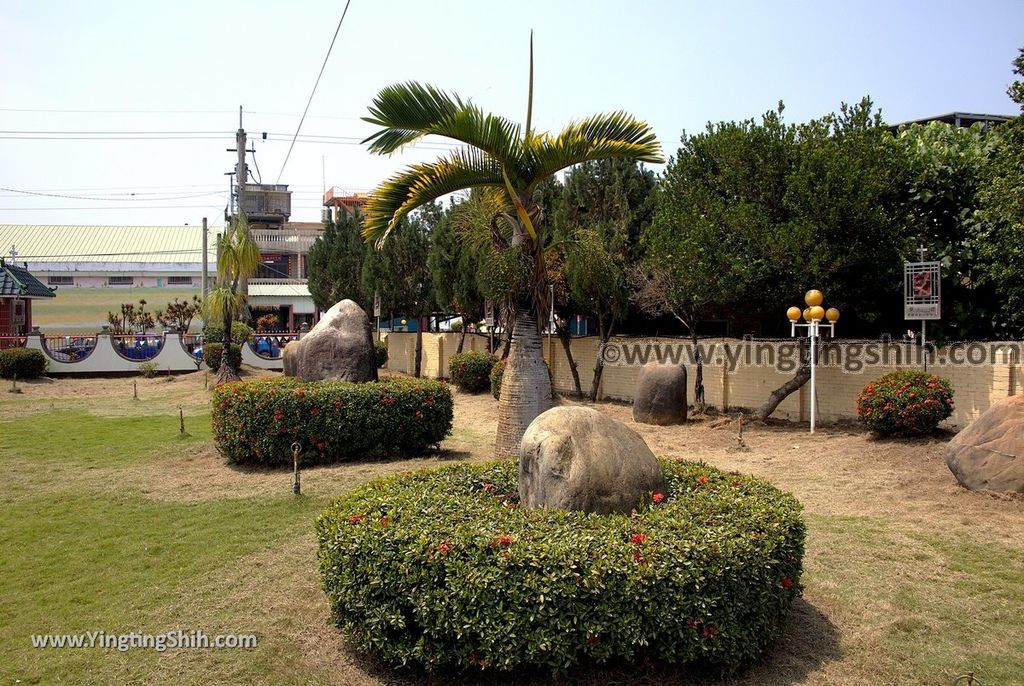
{"left": 215, "top": 305, "right": 240, "bottom": 386}
{"left": 494, "top": 310, "right": 553, "bottom": 460}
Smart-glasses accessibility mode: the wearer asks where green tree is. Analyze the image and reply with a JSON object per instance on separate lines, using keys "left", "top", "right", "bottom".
{"left": 205, "top": 214, "right": 260, "bottom": 385}
{"left": 361, "top": 211, "right": 433, "bottom": 377}
{"left": 428, "top": 197, "right": 485, "bottom": 353}
{"left": 360, "top": 43, "right": 663, "bottom": 458}
{"left": 978, "top": 48, "right": 1024, "bottom": 336}
{"left": 307, "top": 207, "right": 367, "bottom": 312}
{"left": 557, "top": 158, "right": 654, "bottom": 400}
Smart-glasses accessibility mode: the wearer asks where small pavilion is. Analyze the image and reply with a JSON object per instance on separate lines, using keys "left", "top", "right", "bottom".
{"left": 0, "top": 256, "right": 55, "bottom": 344}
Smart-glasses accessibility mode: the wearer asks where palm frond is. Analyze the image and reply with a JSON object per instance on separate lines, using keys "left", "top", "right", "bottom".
{"left": 362, "top": 148, "right": 505, "bottom": 245}
{"left": 525, "top": 111, "right": 664, "bottom": 185}
{"left": 363, "top": 81, "right": 523, "bottom": 166}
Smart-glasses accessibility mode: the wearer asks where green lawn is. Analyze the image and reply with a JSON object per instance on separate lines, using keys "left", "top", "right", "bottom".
{"left": 1, "top": 374, "right": 1022, "bottom": 685}
{"left": 31, "top": 287, "right": 201, "bottom": 335}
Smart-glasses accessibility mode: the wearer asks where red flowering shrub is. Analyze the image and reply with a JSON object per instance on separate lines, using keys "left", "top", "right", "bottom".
{"left": 212, "top": 376, "right": 453, "bottom": 466}
{"left": 317, "top": 460, "right": 805, "bottom": 673}
{"left": 448, "top": 351, "right": 496, "bottom": 393}
{"left": 856, "top": 370, "right": 954, "bottom": 436}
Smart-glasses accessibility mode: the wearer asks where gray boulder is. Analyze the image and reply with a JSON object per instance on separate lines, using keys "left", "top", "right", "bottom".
{"left": 519, "top": 406, "right": 667, "bottom": 514}
{"left": 633, "top": 363, "right": 688, "bottom": 425}
{"left": 945, "top": 395, "right": 1024, "bottom": 494}
{"left": 293, "top": 300, "right": 378, "bottom": 383}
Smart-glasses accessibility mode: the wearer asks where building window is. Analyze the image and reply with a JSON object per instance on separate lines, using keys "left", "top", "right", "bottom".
{"left": 48, "top": 275, "right": 74, "bottom": 285}
{"left": 167, "top": 276, "right": 193, "bottom": 285}
{"left": 108, "top": 276, "right": 134, "bottom": 286}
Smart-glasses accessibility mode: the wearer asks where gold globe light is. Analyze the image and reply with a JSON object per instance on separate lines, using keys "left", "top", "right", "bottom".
{"left": 826, "top": 307, "right": 840, "bottom": 322}
{"left": 802, "top": 307, "right": 813, "bottom": 322}
{"left": 808, "top": 305, "right": 825, "bottom": 321}
{"left": 401, "top": 319, "right": 407, "bottom": 326}
{"left": 787, "top": 306, "right": 802, "bottom": 321}
{"left": 804, "top": 289, "right": 824, "bottom": 307}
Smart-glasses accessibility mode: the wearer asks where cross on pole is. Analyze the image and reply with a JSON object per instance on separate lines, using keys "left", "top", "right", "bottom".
{"left": 917, "top": 243, "right": 927, "bottom": 261}
{"left": 8, "top": 244, "right": 17, "bottom": 261}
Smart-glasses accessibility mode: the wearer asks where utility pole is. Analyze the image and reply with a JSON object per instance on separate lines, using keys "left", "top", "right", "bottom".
{"left": 201, "top": 217, "right": 209, "bottom": 296}
{"left": 235, "top": 106, "right": 247, "bottom": 212}
{"left": 918, "top": 243, "right": 928, "bottom": 372}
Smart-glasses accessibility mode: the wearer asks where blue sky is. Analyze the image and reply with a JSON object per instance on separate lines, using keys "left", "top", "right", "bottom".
{"left": 1, "top": 0, "right": 1021, "bottom": 227}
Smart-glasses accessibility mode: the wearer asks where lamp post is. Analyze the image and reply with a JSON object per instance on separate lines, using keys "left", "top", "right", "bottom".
{"left": 786, "top": 289, "right": 840, "bottom": 434}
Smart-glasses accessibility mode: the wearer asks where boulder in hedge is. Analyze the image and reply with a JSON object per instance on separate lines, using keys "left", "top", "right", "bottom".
{"left": 945, "top": 394, "right": 1024, "bottom": 494}
{"left": 282, "top": 340, "right": 300, "bottom": 377}
{"left": 633, "top": 363, "right": 688, "bottom": 425}
{"left": 294, "top": 299, "right": 377, "bottom": 383}
{"left": 519, "top": 406, "right": 667, "bottom": 514}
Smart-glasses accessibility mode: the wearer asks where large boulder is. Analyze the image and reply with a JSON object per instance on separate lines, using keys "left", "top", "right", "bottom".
{"left": 945, "top": 395, "right": 1024, "bottom": 494}
{"left": 293, "top": 300, "right": 378, "bottom": 383}
{"left": 519, "top": 406, "right": 667, "bottom": 514}
{"left": 633, "top": 363, "right": 688, "bottom": 425}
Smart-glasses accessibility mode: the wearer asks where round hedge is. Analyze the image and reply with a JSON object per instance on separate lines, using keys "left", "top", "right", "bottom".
{"left": 448, "top": 351, "right": 496, "bottom": 393}
{"left": 203, "top": 342, "right": 241, "bottom": 373}
{"left": 856, "top": 369, "right": 954, "bottom": 436}
{"left": 316, "top": 460, "right": 805, "bottom": 673}
{"left": 374, "top": 340, "right": 388, "bottom": 368}
{"left": 213, "top": 376, "right": 453, "bottom": 466}
{"left": 0, "top": 347, "right": 47, "bottom": 379}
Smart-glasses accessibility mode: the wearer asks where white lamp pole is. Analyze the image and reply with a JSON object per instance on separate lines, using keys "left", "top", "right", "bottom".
{"left": 787, "top": 290, "right": 839, "bottom": 434}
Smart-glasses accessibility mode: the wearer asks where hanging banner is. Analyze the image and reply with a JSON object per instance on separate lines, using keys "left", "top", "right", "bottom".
{"left": 904, "top": 261, "right": 941, "bottom": 320}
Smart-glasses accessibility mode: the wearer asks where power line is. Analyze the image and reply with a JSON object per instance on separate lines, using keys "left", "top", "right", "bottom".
{"left": 0, "top": 204, "right": 225, "bottom": 210}
{"left": 276, "top": 0, "right": 354, "bottom": 183}
{"left": 0, "top": 187, "right": 224, "bottom": 202}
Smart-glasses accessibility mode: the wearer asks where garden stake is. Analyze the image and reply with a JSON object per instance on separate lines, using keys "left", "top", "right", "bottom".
{"left": 204, "top": 371, "right": 208, "bottom": 389}
{"left": 291, "top": 442, "right": 303, "bottom": 495}
{"left": 179, "top": 406, "right": 185, "bottom": 434}
{"left": 133, "top": 380, "right": 138, "bottom": 400}
{"left": 9, "top": 373, "right": 21, "bottom": 394}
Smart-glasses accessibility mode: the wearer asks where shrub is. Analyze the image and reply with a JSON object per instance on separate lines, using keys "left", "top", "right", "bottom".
{"left": 856, "top": 369, "right": 954, "bottom": 436}
{"left": 448, "top": 351, "right": 496, "bottom": 393}
{"left": 212, "top": 376, "right": 453, "bottom": 466}
{"left": 316, "top": 460, "right": 805, "bottom": 673}
{"left": 137, "top": 361, "right": 158, "bottom": 378}
{"left": 0, "top": 348, "right": 46, "bottom": 379}
{"left": 490, "top": 357, "right": 553, "bottom": 400}
{"left": 374, "top": 340, "right": 388, "bottom": 368}
{"left": 204, "top": 343, "right": 241, "bottom": 373}
{"left": 490, "top": 357, "right": 506, "bottom": 399}
{"left": 202, "top": 321, "right": 253, "bottom": 345}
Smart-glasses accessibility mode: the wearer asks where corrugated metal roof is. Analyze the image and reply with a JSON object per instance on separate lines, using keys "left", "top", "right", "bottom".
{"left": 248, "top": 283, "right": 312, "bottom": 298}
{"left": 0, "top": 225, "right": 218, "bottom": 265}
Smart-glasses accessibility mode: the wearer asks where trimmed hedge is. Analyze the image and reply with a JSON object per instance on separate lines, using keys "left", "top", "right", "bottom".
{"left": 204, "top": 342, "right": 241, "bottom": 373}
{"left": 448, "top": 351, "right": 496, "bottom": 393}
{"left": 374, "top": 340, "right": 388, "bottom": 368}
{"left": 212, "top": 377, "right": 453, "bottom": 466}
{"left": 0, "top": 348, "right": 46, "bottom": 379}
{"left": 316, "top": 460, "right": 805, "bottom": 673}
{"left": 856, "top": 369, "right": 954, "bottom": 436}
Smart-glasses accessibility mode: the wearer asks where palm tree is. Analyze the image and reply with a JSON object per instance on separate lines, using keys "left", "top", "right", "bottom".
{"left": 361, "top": 38, "right": 664, "bottom": 458}
{"left": 205, "top": 214, "right": 260, "bottom": 386}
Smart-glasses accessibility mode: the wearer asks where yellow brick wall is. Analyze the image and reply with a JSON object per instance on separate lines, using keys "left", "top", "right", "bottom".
{"left": 386, "top": 334, "right": 1019, "bottom": 428}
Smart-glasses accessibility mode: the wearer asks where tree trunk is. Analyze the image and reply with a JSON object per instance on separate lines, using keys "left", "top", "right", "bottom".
{"left": 588, "top": 317, "right": 613, "bottom": 402}
{"left": 556, "top": 323, "right": 583, "bottom": 398}
{"left": 216, "top": 304, "right": 240, "bottom": 386}
{"left": 456, "top": 321, "right": 466, "bottom": 353}
{"left": 756, "top": 339, "right": 809, "bottom": 421}
{"left": 691, "top": 329, "right": 706, "bottom": 411}
{"left": 494, "top": 310, "right": 553, "bottom": 460}
{"left": 414, "top": 325, "right": 423, "bottom": 378}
